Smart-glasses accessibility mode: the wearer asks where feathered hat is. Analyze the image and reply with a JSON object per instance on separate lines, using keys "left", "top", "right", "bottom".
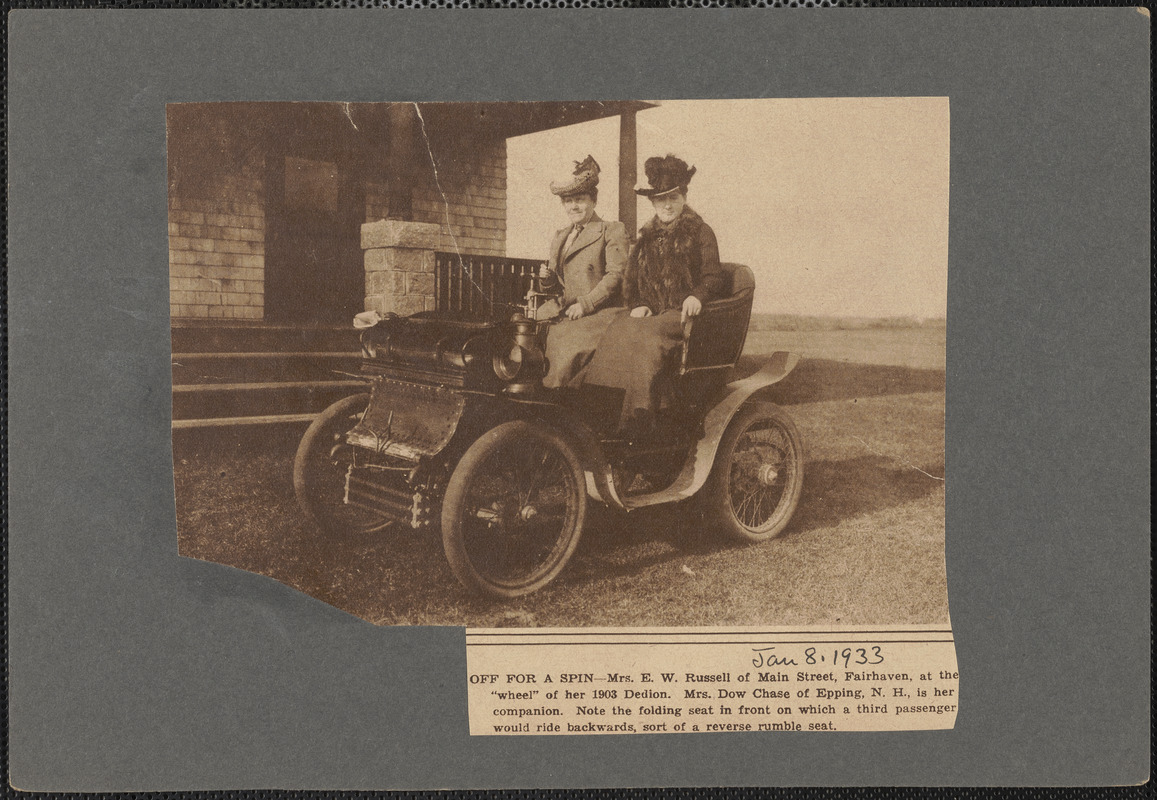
{"left": 635, "top": 154, "right": 696, "bottom": 198}
{"left": 550, "top": 155, "right": 600, "bottom": 196}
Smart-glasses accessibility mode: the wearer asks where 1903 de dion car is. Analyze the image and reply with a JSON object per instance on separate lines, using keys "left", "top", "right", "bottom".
{"left": 293, "top": 262, "right": 804, "bottom": 597}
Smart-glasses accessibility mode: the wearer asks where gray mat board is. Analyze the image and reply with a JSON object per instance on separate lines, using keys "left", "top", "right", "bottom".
{"left": 7, "top": 8, "right": 1151, "bottom": 790}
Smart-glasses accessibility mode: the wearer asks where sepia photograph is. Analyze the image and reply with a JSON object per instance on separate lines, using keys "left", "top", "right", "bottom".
{"left": 170, "top": 99, "right": 949, "bottom": 629}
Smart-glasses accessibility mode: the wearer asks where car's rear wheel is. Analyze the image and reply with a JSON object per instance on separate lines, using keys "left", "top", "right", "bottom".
{"left": 442, "top": 420, "right": 586, "bottom": 597}
{"left": 703, "top": 401, "right": 804, "bottom": 542}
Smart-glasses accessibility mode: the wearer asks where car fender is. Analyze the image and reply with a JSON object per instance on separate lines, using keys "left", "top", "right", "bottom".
{"left": 622, "top": 351, "right": 800, "bottom": 510}
{"left": 523, "top": 352, "right": 799, "bottom": 512}
{"left": 522, "top": 404, "right": 626, "bottom": 510}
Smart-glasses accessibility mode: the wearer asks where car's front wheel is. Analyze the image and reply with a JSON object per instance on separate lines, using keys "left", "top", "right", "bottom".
{"left": 441, "top": 420, "right": 586, "bottom": 597}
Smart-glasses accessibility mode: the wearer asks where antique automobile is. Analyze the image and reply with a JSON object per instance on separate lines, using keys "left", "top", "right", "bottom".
{"left": 293, "top": 263, "right": 804, "bottom": 597}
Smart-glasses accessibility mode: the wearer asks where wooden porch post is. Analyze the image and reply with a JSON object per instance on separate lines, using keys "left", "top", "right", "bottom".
{"left": 618, "top": 110, "right": 638, "bottom": 237}
{"left": 387, "top": 103, "right": 418, "bottom": 222}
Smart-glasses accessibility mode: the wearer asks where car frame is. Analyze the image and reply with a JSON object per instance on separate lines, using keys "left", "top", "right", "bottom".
{"left": 293, "top": 262, "right": 804, "bottom": 597}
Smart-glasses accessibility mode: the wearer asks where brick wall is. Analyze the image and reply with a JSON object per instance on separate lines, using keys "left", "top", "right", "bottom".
{"left": 411, "top": 138, "right": 506, "bottom": 257}
{"left": 170, "top": 124, "right": 507, "bottom": 322}
{"left": 365, "top": 179, "right": 390, "bottom": 223}
{"left": 168, "top": 148, "right": 266, "bottom": 320}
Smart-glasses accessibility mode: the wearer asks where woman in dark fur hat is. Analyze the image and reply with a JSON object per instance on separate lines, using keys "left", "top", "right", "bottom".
{"left": 583, "top": 154, "right": 726, "bottom": 435}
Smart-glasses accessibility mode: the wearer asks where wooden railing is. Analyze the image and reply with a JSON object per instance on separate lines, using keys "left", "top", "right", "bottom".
{"left": 434, "top": 252, "right": 542, "bottom": 318}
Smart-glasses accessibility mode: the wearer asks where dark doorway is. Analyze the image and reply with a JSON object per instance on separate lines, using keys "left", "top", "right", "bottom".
{"left": 265, "top": 154, "right": 365, "bottom": 324}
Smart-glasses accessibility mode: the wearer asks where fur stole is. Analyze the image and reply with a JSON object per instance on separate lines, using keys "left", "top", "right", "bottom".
{"left": 626, "top": 206, "right": 707, "bottom": 312}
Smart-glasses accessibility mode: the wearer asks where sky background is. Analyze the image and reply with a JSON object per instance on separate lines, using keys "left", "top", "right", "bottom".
{"left": 507, "top": 98, "right": 949, "bottom": 319}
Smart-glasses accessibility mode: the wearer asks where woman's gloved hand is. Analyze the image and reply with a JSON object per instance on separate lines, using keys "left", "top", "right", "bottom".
{"left": 681, "top": 295, "right": 702, "bottom": 324}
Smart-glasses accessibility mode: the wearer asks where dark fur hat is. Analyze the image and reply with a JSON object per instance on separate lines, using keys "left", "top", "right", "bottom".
{"left": 636, "top": 154, "right": 696, "bottom": 197}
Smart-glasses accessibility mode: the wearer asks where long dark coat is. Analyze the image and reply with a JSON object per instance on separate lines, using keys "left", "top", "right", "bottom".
{"left": 585, "top": 207, "right": 726, "bottom": 432}
{"left": 623, "top": 206, "right": 725, "bottom": 313}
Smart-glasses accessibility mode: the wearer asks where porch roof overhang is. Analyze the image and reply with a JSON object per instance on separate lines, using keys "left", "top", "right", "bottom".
{"left": 170, "top": 101, "right": 656, "bottom": 154}
{"left": 403, "top": 100, "right": 658, "bottom": 140}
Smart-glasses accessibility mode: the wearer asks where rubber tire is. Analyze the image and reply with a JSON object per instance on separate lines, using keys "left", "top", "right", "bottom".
{"left": 442, "top": 420, "right": 586, "bottom": 597}
{"left": 293, "top": 393, "right": 389, "bottom": 535}
{"left": 703, "top": 400, "right": 804, "bottom": 543}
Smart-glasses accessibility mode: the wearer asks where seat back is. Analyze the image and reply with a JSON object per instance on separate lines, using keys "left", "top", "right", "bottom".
{"left": 679, "top": 262, "right": 755, "bottom": 375}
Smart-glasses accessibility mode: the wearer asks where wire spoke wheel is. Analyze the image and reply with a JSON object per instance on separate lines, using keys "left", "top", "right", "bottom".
{"left": 704, "top": 401, "right": 804, "bottom": 542}
{"left": 294, "top": 393, "right": 394, "bottom": 536}
{"left": 442, "top": 421, "right": 585, "bottom": 597}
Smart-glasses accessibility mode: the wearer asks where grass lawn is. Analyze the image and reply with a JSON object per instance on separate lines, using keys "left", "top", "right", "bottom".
{"left": 175, "top": 328, "right": 947, "bottom": 628}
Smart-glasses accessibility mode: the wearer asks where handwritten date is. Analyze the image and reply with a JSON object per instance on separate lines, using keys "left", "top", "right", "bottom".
{"left": 752, "top": 646, "right": 884, "bottom": 669}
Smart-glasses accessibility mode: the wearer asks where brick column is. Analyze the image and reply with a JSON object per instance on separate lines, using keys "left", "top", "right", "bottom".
{"left": 361, "top": 219, "right": 442, "bottom": 316}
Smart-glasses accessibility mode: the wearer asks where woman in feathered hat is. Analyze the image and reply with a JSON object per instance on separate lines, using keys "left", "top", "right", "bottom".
{"left": 536, "top": 155, "right": 629, "bottom": 389}
{"left": 584, "top": 154, "right": 726, "bottom": 435}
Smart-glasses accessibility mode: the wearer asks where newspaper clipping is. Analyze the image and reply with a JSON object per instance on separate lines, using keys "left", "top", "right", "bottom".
{"left": 468, "top": 626, "right": 957, "bottom": 735}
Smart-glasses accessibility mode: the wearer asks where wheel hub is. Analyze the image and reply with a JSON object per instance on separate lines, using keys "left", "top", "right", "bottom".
{"left": 475, "top": 499, "right": 540, "bottom": 528}
{"left": 757, "top": 464, "right": 780, "bottom": 486}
